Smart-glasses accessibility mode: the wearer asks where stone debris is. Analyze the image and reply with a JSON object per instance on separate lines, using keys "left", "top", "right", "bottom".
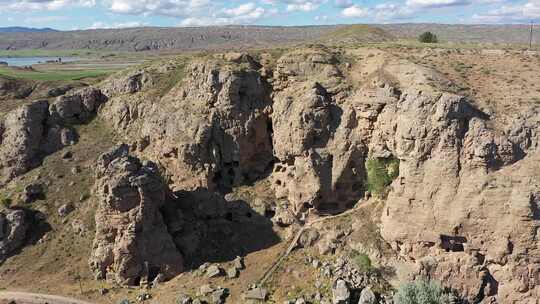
{"left": 245, "top": 287, "right": 268, "bottom": 301}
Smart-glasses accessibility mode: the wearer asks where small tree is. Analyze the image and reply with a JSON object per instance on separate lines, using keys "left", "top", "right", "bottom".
{"left": 394, "top": 280, "right": 456, "bottom": 304}
{"left": 419, "top": 32, "right": 438, "bottom": 43}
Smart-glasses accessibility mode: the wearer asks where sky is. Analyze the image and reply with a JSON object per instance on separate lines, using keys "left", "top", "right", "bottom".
{"left": 0, "top": 0, "right": 538, "bottom": 30}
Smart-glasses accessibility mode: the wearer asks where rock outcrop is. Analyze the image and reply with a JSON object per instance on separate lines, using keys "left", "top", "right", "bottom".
{"left": 102, "top": 55, "right": 274, "bottom": 192}
{"left": 0, "top": 100, "right": 49, "bottom": 185}
{"left": 89, "top": 144, "right": 183, "bottom": 286}
{"left": 0, "top": 88, "right": 107, "bottom": 185}
{"left": 0, "top": 209, "right": 29, "bottom": 263}
{"left": 91, "top": 46, "right": 540, "bottom": 302}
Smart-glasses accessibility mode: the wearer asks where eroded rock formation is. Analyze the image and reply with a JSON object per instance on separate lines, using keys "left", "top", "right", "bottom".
{"left": 0, "top": 87, "right": 106, "bottom": 185}
{"left": 0, "top": 209, "right": 29, "bottom": 263}
{"left": 96, "top": 47, "right": 540, "bottom": 302}
{"left": 89, "top": 144, "right": 183, "bottom": 286}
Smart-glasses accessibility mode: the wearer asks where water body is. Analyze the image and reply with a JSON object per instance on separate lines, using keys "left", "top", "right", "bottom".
{"left": 0, "top": 57, "right": 78, "bottom": 67}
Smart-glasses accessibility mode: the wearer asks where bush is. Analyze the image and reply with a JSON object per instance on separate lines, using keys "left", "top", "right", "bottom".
{"left": 419, "top": 32, "right": 438, "bottom": 43}
{"left": 0, "top": 195, "right": 12, "bottom": 209}
{"left": 350, "top": 250, "right": 372, "bottom": 272}
{"left": 366, "top": 157, "right": 400, "bottom": 197}
{"left": 394, "top": 281, "right": 456, "bottom": 304}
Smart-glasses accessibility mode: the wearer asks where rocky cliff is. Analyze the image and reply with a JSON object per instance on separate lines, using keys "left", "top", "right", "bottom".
{"left": 0, "top": 45, "right": 538, "bottom": 303}
{"left": 95, "top": 47, "right": 539, "bottom": 302}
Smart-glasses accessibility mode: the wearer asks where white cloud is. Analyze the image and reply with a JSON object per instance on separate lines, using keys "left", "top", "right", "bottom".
{"left": 341, "top": 5, "right": 368, "bottom": 18}
{"left": 0, "top": 0, "right": 95, "bottom": 11}
{"left": 334, "top": 0, "right": 353, "bottom": 8}
{"left": 88, "top": 21, "right": 145, "bottom": 29}
{"left": 472, "top": 0, "right": 540, "bottom": 23}
{"left": 286, "top": 2, "right": 318, "bottom": 11}
{"left": 179, "top": 2, "right": 269, "bottom": 26}
{"left": 405, "top": 0, "right": 470, "bottom": 8}
{"left": 373, "top": 3, "right": 415, "bottom": 21}
{"left": 108, "top": 0, "right": 211, "bottom": 17}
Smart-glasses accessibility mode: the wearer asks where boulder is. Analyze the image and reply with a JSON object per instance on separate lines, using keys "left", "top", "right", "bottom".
{"left": 0, "top": 209, "right": 29, "bottom": 263}
{"left": 22, "top": 183, "right": 44, "bottom": 203}
{"left": 358, "top": 287, "right": 377, "bottom": 304}
{"left": 245, "top": 287, "right": 268, "bottom": 301}
{"left": 332, "top": 279, "right": 350, "bottom": 304}
{"left": 177, "top": 294, "right": 193, "bottom": 304}
{"left": 206, "top": 265, "right": 223, "bottom": 278}
{"left": 226, "top": 267, "right": 239, "bottom": 279}
{"left": 298, "top": 228, "right": 319, "bottom": 248}
{"left": 49, "top": 87, "right": 107, "bottom": 124}
{"left": 57, "top": 203, "right": 74, "bottom": 217}
{"left": 233, "top": 256, "right": 244, "bottom": 270}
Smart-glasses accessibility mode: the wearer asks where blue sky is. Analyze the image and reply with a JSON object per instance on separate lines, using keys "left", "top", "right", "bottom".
{"left": 0, "top": 0, "right": 538, "bottom": 30}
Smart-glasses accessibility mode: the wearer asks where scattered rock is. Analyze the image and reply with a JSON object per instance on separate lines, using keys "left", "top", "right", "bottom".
{"left": 332, "top": 279, "right": 350, "bottom": 304}
{"left": 47, "top": 85, "right": 73, "bottom": 98}
{"left": 177, "top": 294, "right": 193, "bottom": 304}
{"left": 298, "top": 228, "right": 319, "bottom": 248}
{"left": 245, "top": 287, "right": 268, "bottom": 301}
{"left": 206, "top": 265, "right": 223, "bottom": 278}
{"left": 358, "top": 287, "right": 377, "bottom": 304}
{"left": 295, "top": 298, "right": 306, "bottom": 304}
{"left": 22, "top": 183, "right": 44, "bottom": 203}
{"left": 57, "top": 203, "right": 74, "bottom": 217}
{"left": 211, "top": 288, "right": 228, "bottom": 304}
{"left": 200, "top": 284, "right": 214, "bottom": 296}
{"left": 137, "top": 293, "right": 152, "bottom": 301}
{"left": 233, "top": 256, "right": 245, "bottom": 270}
{"left": 226, "top": 267, "right": 239, "bottom": 279}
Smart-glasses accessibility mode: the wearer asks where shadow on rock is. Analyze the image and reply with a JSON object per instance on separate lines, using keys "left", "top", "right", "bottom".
{"left": 162, "top": 188, "right": 281, "bottom": 270}
{"left": 0, "top": 207, "right": 51, "bottom": 265}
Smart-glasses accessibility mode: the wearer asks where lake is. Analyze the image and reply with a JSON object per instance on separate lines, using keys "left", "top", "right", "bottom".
{"left": 0, "top": 57, "right": 78, "bottom": 67}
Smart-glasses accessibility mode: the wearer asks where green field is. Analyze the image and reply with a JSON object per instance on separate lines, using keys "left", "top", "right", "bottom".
{"left": 0, "top": 66, "right": 114, "bottom": 81}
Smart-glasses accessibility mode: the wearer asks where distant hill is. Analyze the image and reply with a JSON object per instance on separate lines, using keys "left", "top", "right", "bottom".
{"left": 0, "top": 24, "right": 536, "bottom": 52}
{"left": 378, "top": 23, "right": 539, "bottom": 45}
{"left": 0, "top": 26, "right": 340, "bottom": 52}
{"left": 0, "top": 27, "right": 58, "bottom": 33}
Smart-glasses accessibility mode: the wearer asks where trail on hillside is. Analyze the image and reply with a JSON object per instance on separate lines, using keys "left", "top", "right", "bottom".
{"left": 0, "top": 291, "right": 95, "bottom": 304}
{"left": 257, "top": 201, "right": 368, "bottom": 285}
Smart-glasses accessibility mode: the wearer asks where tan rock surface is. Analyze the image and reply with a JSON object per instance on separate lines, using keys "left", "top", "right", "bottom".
{"left": 89, "top": 144, "right": 184, "bottom": 286}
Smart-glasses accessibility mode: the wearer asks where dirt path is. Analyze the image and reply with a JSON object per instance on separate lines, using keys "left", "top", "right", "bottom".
{"left": 257, "top": 201, "right": 367, "bottom": 285}
{"left": 0, "top": 292, "right": 95, "bottom": 304}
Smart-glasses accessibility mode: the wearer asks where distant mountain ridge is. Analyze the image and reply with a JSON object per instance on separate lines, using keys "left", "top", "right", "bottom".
{"left": 0, "top": 27, "right": 58, "bottom": 33}
{"left": 0, "top": 24, "right": 537, "bottom": 52}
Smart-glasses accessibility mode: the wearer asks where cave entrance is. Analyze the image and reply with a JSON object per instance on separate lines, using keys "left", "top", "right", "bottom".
{"left": 440, "top": 235, "right": 467, "bottom": 252}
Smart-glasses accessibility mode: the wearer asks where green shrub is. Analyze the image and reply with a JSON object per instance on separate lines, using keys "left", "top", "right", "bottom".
{"left": 366, "top": 157, "right": 400, "bottom": 197}
{"left": 0, "top": 195, "right": 12, "bottom": 209}
{"left": 419, "top": 32, "right": 439, "bottom": 43}
{"left": 394, "top": 281, "right": 456, "bottom": 304}
{"left": 350, "top": 250, "right": 372, "bottom": 272}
